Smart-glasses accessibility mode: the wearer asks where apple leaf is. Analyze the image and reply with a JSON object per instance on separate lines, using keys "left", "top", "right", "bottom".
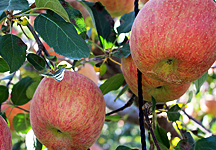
{"left": 80, "top": 1, "right": 115, "bottom": 48}
{"left": 116, "top": 145, "right": 139, "bottom": 150}
{"left": 193, "top": 71, "right": 208, "bottom": 94}
{"left": 194, "top": 135, "right": 216, "bottom": 150}
{"left": 105, "top": 115, "right": 121, "bottom": 122}
{"left": 174, "top": 139, "right": 191, "bottom": 150}
{"left": 43, "top": 67, "right": 65, "bottom": 82}
{"left": 114, "top": 84, "right": 129, "bottom": 101}
{"left": 0, "top": 11, "right": 6, "bottom": 24}
{"left": 26, "top": 81, "right": 41, "bottom": 99}
{"left": 183, "top": 132, "right": 195, "bottom": 147}
{"left": 34, "top": 13, "right": 90, "bottom": 60}
{"left": 99, "top": 63, "right": 107, "bottom": 75}
{"left": 0, "top": 34, "right": 27, "bottom": 73}
{"left": 27, "top": 53, "right": 46, "bottom": 71}
{"left": 0, "top": 58, "right": 9, "bottom": 73}
{"left": 35, "top": 0, "right": 70, "bottom": 22}
{"left": 154, "top": 124, "right": 170, "bottom": 149}
{"left": 60, "top": 0, "right": 86, "bottom": 39}
{"left": 99, "top": 73, "right": 125, "bottom": 95}
{"left": 11, "top": 77, "right": 34, "bottom": 105}
{"left": 167, "top": 104, "right": 181, "bottom": 122}
{"left": 13, "top": 113, "right": 31, "bottom": 134}
{"left": 113, "top": 42, "right": 131, "bottom": 58}
{"left": 0, "top": 85, "right": 9, "bottom": 103}
{"left": 0, "top": 0, "right": 29, "bottom": 11}
{"left": 117, "top": 11, "right": 135, "bottom": 34}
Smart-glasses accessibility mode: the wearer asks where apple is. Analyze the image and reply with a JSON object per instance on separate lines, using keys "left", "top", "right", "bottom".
{"left": 130, "top": 0, "right": 216, "bottom": 84}
{"left": 86, "top": 0, "right": 134, "bottom": 17}
{"left": 77, "top": 63, "right": 99, "bottom": 85}
{"left": 0, "top": 115, "right": 12, "bottom": 150}
{"left": 141, "top": 0, "right": 149, "bottom": 4}
{"left": 90, "top": 143, "right": 103, "bottom": 150}
{"left": 200, "top": 94, "right": 216, "bottom": 116}
{"left": 1, "top": 101, "right": 30, "bottom": 130}
{"left": 30, "top": 70, "right": 105, "bottom": 150}
{"left": 121, "top": 55, "right": 191, "bottom": 102}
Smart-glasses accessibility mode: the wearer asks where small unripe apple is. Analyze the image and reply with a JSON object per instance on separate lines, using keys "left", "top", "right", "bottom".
{"left": 121, "top": 55, "right": 191, "bottom": 102}
{"left": 86, "top": 0, "right": 134, "bottom": 17}
{"left": 200, "top": 94, "right": 216, "bottom": 116}
{"left": 130, "top": 0, "right": 216, "bottom": 84}
{"left": 0, "top": 115, "right": 12, "bottom": 150}
{"left": 30, "top": 71, "right": 105, "bottom": 150}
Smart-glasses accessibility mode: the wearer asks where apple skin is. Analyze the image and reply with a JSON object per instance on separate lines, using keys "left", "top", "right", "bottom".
{"left": 77, "top": 63, "right": 99, "bottom": 85}
{"left": 30, "top": 71, "right": 105, "bottom": 150}
{"left": 130, "top": 0, "right": 216, "bottom": 84}
{"left": 1, "top": 101, "right": 30, "bottom": 130}
{"left": 200, "top": 94, "right": 216, "bottom": 116}
{"left": 121, "top": 55, "right": 191, "bottom": 102}
{"left": 0, "top": 115, "right": 12, "bottom": 150}
{"left": 86, "top": 0, "right": 134, "bottom": 17}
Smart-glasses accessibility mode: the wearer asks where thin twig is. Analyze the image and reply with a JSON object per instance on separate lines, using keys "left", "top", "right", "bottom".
{"left": 182, "top": 109, "right": 213, "bottom": 135}
{"left": 143, "top": 108, "right": 161, "bottom": 150}
{"left": 106, "top": 94, "right": 135, "bottom": 116}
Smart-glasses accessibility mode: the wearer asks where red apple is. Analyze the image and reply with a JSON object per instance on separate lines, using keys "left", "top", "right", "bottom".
{"left": 1, "top": 101, "right": 30, "bottom": 130}
{"left": 30, "top": 71, "right": 105, "bottom": 150}
{"left": 0, "top": 115, "right": 12, "bottom": 150}
{"left": 200, "top": 94, "right": 216, "bottom": 116}
{"left": 86, "top": 0, "right": 134, "bottom": 17}
{"left": 121, "top": 55, "right": 191, "bottom": 102}
{"left": 130, "top": 0, "right": 216, "bottom": 84}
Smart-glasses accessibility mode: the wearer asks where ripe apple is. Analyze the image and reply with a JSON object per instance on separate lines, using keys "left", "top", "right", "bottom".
{"left": 0, "top": 115, "right": 12, "bottom": 150}
{"left": 121, "top": 55, "right": 191, "bottom": 102}
{"left": 77, "top": 63, "right": 99, "bottom": 85}
{"left": 86, "top": 0, "right": 134, "bottom": 17}
{"left": 1, "top": 101, "right": 30, "bottom": 130}
{"left": 90, "top": 143, "right": 103, "bottom": 150}
{"left": 130, "top": 0, "right": 216, "bottom": 84}
{"left": 200, "top": 94, "right": 216, "bottom": 116}
{"left": 30, "top": 70, "right": 105, "bottom": 150}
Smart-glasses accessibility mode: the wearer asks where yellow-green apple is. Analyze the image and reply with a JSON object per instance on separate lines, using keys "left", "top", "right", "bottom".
{"left": 77, "top": 63, "right": 99, "bottom": 85}
{"left": 30, "top": 70, "right": 105, "bottom": 150}
{"left": 86, "top": 0, "right": 134, "bottom": 17}
{"left": 121, "top": 55, "right": 191, "bottom": 102}
{"left": 0, "top": 115, "right": 12, "bottom": 150}
{"left": 200, "top": 94, "right": 216, "bottom": 116}
{"left": 1, "top": 101, "right": 30, "bottom": 130}
{"left": 130, "top": 0, "right": 216, "bottom": 84}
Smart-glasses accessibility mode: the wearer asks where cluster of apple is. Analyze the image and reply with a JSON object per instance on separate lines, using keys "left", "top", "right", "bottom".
{"left": 122, "top": 0, "right": 216, "bottom": 103}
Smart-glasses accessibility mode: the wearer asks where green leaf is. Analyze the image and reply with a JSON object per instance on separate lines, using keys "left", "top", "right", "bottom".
{"left": 113, "top": 42, "right": 131, "bottom": 58}
{"left": 60, "top": 0, "right": 87, "bottom": 39}
{"left": 154, "top": 124, "right": 170, "bottom": 149}
{"left": 193, "top": 71, "right": 208, "bottom": 94}
{"left": 26, "top": 81, "right": 40, "bottom": 99}
{"left": 158, "top": 142, "right": 170, "bottom": 150}
{"left": 35, "top": 0, "right": 70, "bottom": 22}
{"left": 80, "top": 1, "right": 115, "bottom": 48}
{"left": 99, "top": 73, "right": 125, "bottom": 95}
{"left": 0, "top": 0, "right": 29, "bottom": 11}
{"left": 99, "top": 63, "right": 107, "bottom": 75}
{"left": 151, "top": 96, "right": 156, "bottom": 112}
{"left": 117, "top": 11, "right": 135, "bottom": 34}
{"left": 0, "top": 11, "right": 6, "bottom": 24}
{"left": 187, "top": 91, "right": 193, "bottom": 104}
{"left": 11, "top": 77, "right": 34, "bottom": 105}
{"left": 116, "top": 145, "right": 139, "bottom": 150}
{"left": 27, "top": 53, "right": 46, "bottom": 71}
{"left": 13, "top": 113, "right": 31, "bottom": 134}
{"left": 194, "top": 135, "right": 216, "bottom": 150}
{"left": 0, "top": 58, "right": 9, "bottom": 73}
{"left": 183, "top": 132, "right": 195, "bottom": 147}
{"left": 0, "top": 85, "right": 9, "bottom": 103}
{"left": 167, "top": 104, "right": 181, "bottom": 122}
{"left": 105, "top": 115, "right": 121, "bottom": 122}
{"left": 34, "top": 13, "right": 90, "bottom": 60}
{"left": 174, "top": 139, "right": 190, "bottom": 150}
{"left": 114, "top": 84, "right": 129, "bottom": 101}
{"left": 43, "top": 67, "right": 65, "bottom": 82}
{"left": 0, "top": 34, "right": 27, "bottom": 73}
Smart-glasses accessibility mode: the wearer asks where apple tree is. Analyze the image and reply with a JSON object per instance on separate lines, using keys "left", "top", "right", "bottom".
{"left": 0, "top": 0, "right": 216, "bottom": 149}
